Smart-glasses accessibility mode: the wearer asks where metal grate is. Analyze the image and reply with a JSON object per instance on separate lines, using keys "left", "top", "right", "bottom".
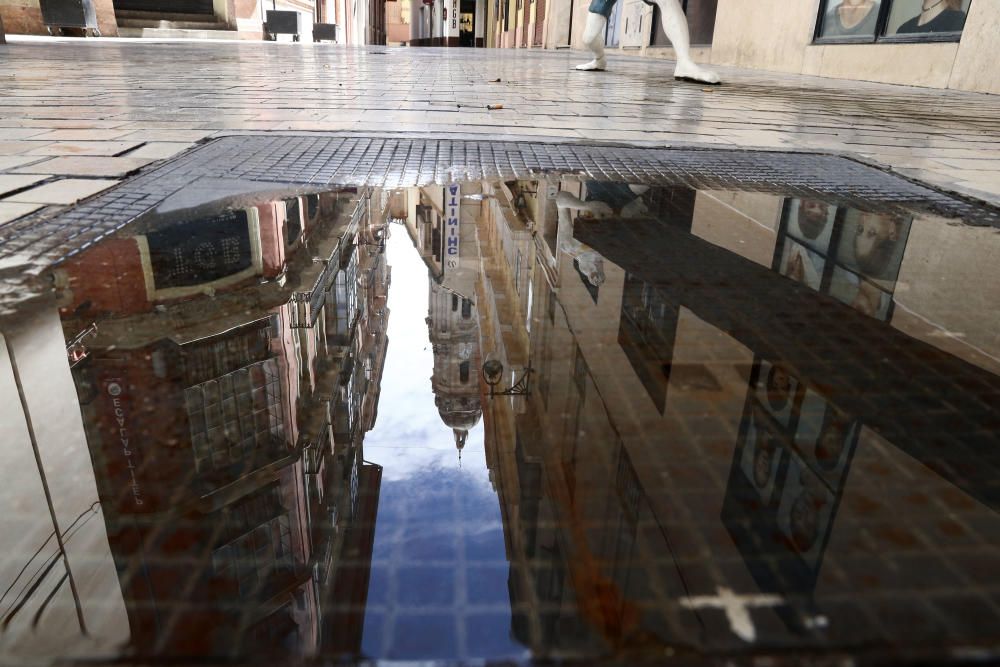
{"left": 6, "top": 135, "right": 999, "bottom": 274}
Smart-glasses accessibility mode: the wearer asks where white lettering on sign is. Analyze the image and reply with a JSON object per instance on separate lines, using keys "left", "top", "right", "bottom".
{"left": 106, "top": 380, "right": 144, "bottom": 506}
{"left": 445, "top": 184, "right": 460, "bottom": 270}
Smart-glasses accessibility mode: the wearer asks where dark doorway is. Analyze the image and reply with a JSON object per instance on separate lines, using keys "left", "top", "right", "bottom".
{"left": 460, "top": 0, "right": 476, "bottom": 46}
{"left": 533, "top": 0, "right": 545, "bottom": 45}
{"left": 114, "top": 0, "right": 213, "bottom": 14}
{"left": 651, "top": 0, "right": 717, "bottom": 47}
{"left": 604, "top": 0, "right": 621, "bottom": 47}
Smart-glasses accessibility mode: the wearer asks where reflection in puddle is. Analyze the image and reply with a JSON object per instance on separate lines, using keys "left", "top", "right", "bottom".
{"left": 2, "top": 174, "right": 1000, "bottom": 663}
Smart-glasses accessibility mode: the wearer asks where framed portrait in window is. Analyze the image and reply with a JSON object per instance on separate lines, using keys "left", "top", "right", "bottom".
{"left": 773, "top": 199, "right": 912, "bottom": 323}
{"left": 814, "top": 0, "right": 972, "bottom": 44}
{"left": 816, "top": 0, "right": 882, "bottom": 40}
{"left": 885, "top": 0, "right": 971, "bottom": 36}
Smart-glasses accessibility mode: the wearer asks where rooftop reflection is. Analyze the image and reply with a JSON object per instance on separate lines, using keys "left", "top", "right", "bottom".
{"left": 1, "top": 171, "right": 999, "bottom": 664}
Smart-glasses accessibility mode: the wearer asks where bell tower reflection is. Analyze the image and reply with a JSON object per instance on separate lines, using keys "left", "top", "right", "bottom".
{"left": 428, "top": 283, "right": 482, "bottom": 457}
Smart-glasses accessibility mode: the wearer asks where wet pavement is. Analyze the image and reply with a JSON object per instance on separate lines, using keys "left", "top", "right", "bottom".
{"left": 1, "top": 158, "right": 999, "bottom": 664}
{"left": 1, "top": 37, "right": 1000, "bottom": 235}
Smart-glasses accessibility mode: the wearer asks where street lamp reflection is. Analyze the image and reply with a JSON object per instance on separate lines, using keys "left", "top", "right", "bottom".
{"left": 481, "top": 358, "right": 532, "bottom": 398}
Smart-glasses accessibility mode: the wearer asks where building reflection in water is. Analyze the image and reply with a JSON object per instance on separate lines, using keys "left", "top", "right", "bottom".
{"left": 405, "top": 184, "right": 483, "bottom": 457}
{"left": 477, "top": 176, "right": 1000, "bottom": 654}
{"left": 14, "top": 187, "right": 392, "bottom": 658}
{"left": 2, "top": 172, "right": 1000, "bottom": 662}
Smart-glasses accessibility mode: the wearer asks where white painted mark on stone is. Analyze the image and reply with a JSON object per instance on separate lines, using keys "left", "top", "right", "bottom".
{"left": 679, "top": 586, "right": 784, "bottom": 643}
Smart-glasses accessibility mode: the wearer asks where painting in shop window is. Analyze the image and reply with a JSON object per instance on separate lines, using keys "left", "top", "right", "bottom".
{"left": 817, "top": 0, "right": 971, "bottom": 40}
{"left": 818, "top": 0, "right": 881, "bottom": 38}
{"left": 775, "top": 199, "right": 912, "bottom": 322}
{"left": 886, "top": 0, "right": 970, "bottom": 35}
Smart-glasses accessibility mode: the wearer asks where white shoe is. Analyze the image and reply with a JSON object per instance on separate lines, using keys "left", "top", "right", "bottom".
{"left": 674, "top": 60, "right": 720, "bottom": 84}
{"left": 576, "top": 57, "right": 607, "bottom": 72}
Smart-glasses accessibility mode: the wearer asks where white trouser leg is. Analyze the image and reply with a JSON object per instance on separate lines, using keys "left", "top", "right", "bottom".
{"left": 556, "top": 196, "right": 606, "bottom": 286}
{"left": 654, "top": 0, "right": 720, "bottom": 84}
{"left": 575, "top": 12, "right": 608, "bottom": 71}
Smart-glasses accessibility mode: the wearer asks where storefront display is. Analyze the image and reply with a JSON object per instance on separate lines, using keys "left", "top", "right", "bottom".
{"left": 816, "top": 0, "right": 971, "bottom": 42}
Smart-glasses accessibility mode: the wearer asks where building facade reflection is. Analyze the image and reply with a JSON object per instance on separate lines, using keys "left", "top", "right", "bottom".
{"left": 470, "top": 176, "right": 1000, "bottom": 653}
{"left": 48, "top": 188, "right": 392, "bottom": 658}
{"left": 4, "top": 173, "right": 1000, "bottom": 662}
{"left": 402, "top": 185, "right": 484, "bottom": 455}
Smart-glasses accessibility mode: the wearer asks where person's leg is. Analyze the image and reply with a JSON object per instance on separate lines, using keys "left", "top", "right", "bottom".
{"left": 654, "top": 0, "right": 720, "bottom": 84}
{"left": 575, "top": 12, "right": 608, "bottom": 71}
{"left": 556, "top": 203, "right": 606, "bottom": 286}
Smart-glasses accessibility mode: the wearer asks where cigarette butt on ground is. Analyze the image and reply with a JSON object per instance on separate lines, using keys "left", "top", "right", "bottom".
{"left": 487, "top": 104, "right": 504, "bottom": 110}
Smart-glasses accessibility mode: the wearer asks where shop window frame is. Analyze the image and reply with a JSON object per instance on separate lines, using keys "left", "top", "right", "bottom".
{"left": 812, "top": 0, "right": 972, "bottom": 46}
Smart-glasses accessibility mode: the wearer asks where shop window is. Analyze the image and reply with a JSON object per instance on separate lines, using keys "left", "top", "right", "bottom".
{"left": 284, "top": 197, "right": 302, "bottom": 246}
{"left": 305, "top": 194, "right": 319, "bottom": 221}
{"left": 815, "top": 0, "right": 972, "bottom": 44}
{"left": 514, "top": 250, "right": 522, "bottom": 293}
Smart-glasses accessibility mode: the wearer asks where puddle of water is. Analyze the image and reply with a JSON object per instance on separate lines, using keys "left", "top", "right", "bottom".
{"left": 1, "top": 175, "right": 1000, "bottom": 664}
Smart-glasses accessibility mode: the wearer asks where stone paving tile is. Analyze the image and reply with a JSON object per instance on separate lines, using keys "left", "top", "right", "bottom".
{"left": 4, "top": 178, "right": 120, "bottom": 205}
{"left": 0, "top": 202, "right": 43, "bottom": 225}
{"left": 25, "top": 141, "right": 146, "bottom": 156}
{"left": 0, "top": 155, "right": 49, "bottom": 171}
{"left": 117, "top": 129, "right": 214, "bottom": 142}
{"left": 11, "top": 156, "right": 154, "bottom": 177}
{"left": 0, "top": 128, "right": 51, "bottom": 140}
{"left": 0, "top": 119, "right": 129, "bottom": 130}
{"left": 124, "top": 142, "right": 195, "bottom": 159}
{"left": 935, "top": 158, "right": 1000, "bottom": 171}
{"left": 0, "top": 141, "right": 49, "bottom": 155}
{"left": 29, "top": 129, "right": 135, "bottom": 141}
{"left": 0, "top": 38, "right": 997, "bottom": 206}
{"left": 0, "top": 174, "right": 50, "bottom": 196}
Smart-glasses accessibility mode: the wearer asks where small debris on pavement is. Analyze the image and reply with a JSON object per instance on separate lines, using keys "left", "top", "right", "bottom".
{"left": 487, "top": 104, "right": 504, "bottom": 110}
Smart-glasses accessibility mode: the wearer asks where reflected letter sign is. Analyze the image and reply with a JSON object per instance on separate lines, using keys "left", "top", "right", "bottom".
{"left": 445, "top": 184, "right": 460, "bottom": 270}
{"left": 139, "top": 208, "right": 262, "bottom": 300}
{"left": 147, "top": 211, "right": 253, "bottom": 289}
